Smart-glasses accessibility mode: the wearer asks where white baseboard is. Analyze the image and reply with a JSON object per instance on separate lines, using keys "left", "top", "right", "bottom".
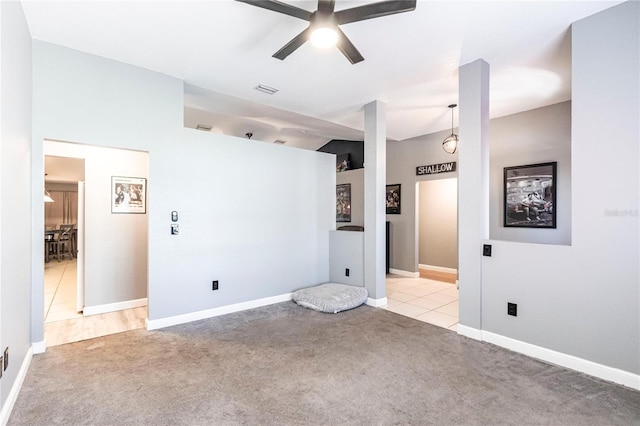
{"left": 457, "top": 325, "right": 640, "bottom": 391}
{"left": 457, "top": 324, "right": 483, "bottom": 341}
{"left": 366, "top": 297, "right": 388, "bottom": 307}
{"left": 83, "top": 298, "right": 148, "bottom": 316}
{"left": 418, "top": 264, "right": 458, "bottom": 275}
{"left": 32, "top": 340, "right": 46, "bottom": 355}
{"left": 0, "top": 347, "right": 33, "bottom": 426}
{"left": 146, "top": 293, "right": 292, "bottom": 331}
{"left": 389, "top": 268, "right": 419, "bottom": 278}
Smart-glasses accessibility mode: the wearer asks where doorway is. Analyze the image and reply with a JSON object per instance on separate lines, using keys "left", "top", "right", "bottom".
{"left": 44, "top": 156, "right": 84, "bottom": 326}
{"left": 383, "top": 178, "right": 459, "bottom": 331}
{"left": 42, "top": 142, "right": 149, "bottom": 348}
{"left": 418, "top": 178, "right": 458, "bottom": 281}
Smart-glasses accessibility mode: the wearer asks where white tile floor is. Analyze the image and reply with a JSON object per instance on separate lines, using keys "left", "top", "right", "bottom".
{"left": 384, "top": 275, "right": 459, "bottom": 331}
{"left": 44, "top": 258, "right": 82, "bottom": 323}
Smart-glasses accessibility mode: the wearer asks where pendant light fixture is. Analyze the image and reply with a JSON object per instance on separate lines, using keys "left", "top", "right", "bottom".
{"left": 442, "top": 104, "right": 459, "bottom": 154}
{"left": 44, "top": 190, "right": 54, "bottom": 203}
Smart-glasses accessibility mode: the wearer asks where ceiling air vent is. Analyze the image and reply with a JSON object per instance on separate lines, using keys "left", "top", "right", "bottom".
{"left": 273, "top": 139, "right": 286, "bottom": 145}
{"left": 254, "top": 84, "right": 279, "bottom": 95}
{"left": 196, "top": 124, "right": 212, "bottom": 131}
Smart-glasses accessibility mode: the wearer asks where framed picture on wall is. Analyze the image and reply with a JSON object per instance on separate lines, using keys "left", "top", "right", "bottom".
{"left": 504, "top": 162, "right": 556, "bottom": 228}
{"left": 336, "top": 183, "right": 351, "bottom": 222}
{"left": 386, "top": 184, "right": 401, "bottom": 214}
{"left": 111, "top": 176, "right": 147, "bottom": 214}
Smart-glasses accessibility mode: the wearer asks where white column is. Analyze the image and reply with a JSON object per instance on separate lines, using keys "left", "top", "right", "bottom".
{"left": 363, "top": 100, "right": 387, "bottom": 303}
{"left": 458, "top": 59, "right": 490, "bottom": 331}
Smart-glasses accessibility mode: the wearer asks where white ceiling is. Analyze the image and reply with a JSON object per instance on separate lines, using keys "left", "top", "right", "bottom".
{"left": 45, "top": 156, "right": 85, "bottom": 183}
{"left": 22, "top": 0, "right": 622, "bottom": 150}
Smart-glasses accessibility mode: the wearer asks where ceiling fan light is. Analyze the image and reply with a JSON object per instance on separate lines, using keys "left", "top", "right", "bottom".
{"left": 311, "top": 27, "right": 338, "bottom": 48}
{"left": 442, "top": 134, "right": 459, "bottom": 154}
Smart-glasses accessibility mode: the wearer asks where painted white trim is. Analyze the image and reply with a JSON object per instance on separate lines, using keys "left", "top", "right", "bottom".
{"left": 146, "top": 293, "right": 292, "bottom": 331}
{"left": 389, "top": 268, "right": 419, "bottom": 278}
{"left": 366, "top": 297, "right": 388, "bottom": 307}
{"left": 455, "top": 325, "right": 640, "bottom": 391}
{"left": 482, "top": 331, "right": 640, "bottom": 391}
{"left": 32, "top": 340, "right": 46, "bottom": 354}
{"left": 418, "top": 264, "right": 458, "bottom": 275}
{"left": 0, "top": 347, "right": 33, "bottom": 425}
{"left": 457, "top": 324, "right": 483, "bottom": 341}
{"left": 83, "top": 298, "right": 147, "bottom": 316}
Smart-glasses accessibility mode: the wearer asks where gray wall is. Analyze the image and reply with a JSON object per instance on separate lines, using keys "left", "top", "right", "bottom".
{"left": 31, "top": 42, "right": 334, "bottom": 332}
{"left": 0, "top": 1, "right": 32, "bottom": 411}
{"left": 387, "top": 102, "right": 572, "bottom": 274}
{"left": 418, "top": 178, "right": 458, "bottom": 270}
{"left": 481, "top": 1, "right": 639, "bottom": 375}
{"left": 387, "top": 129, "right": 459, "bottom": 273}
{"left": 336, "top": 168, "right": 364, "bottom": 228}
{"left": 490, "top": 102, "right": 571, "bottom": 245}
{"left": 329, "top": 231, "right": 364, "bottom": 286}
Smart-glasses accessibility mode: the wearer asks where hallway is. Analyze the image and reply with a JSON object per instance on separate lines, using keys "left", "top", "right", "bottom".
{"left": 384, "top": 275, "right": 459, "bottom": 331}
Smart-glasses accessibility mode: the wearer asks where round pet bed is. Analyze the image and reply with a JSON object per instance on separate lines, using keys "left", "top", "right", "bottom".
{"left": 292, "top": 283, "right": 368, "bottom": 313}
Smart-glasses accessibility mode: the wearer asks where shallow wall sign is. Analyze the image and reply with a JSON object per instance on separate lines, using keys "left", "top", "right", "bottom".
{"left": 416, "top": 162, "right": 456, "bottom": 176}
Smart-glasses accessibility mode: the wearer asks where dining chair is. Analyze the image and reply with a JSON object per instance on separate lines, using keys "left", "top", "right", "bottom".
{"left": 56, "top": 224, "right": 75, "bottom": 261}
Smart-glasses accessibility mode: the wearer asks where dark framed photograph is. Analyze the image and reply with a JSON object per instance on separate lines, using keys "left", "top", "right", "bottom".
{"left": 336, "top": 153, "right": 350, "bottom": 173}
{"left": 336, "top": 183, "right": 351, "bottom": 222}
{"left": 386, "top": 184, "right": 401, "bottom": 214}
{"left": 504, "top": 162, "right": 556, "bottom": 228}
{"left": 112, "top": 176, "right": 147, "bottom": 214}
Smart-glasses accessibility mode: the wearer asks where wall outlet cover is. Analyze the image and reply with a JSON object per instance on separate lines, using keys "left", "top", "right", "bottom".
{"left": 507, "top": 302, "right": 517, "bottom": 317}
{"left": 483, "top": 244, "right": 492, "bottom": 257}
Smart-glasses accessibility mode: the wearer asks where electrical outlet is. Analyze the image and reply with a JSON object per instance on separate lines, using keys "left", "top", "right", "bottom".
{"left": 3, "top": 347, "right": 7, "bottom": 371}
{"left": 345, "top": 268, "right": 350, "bottom": 277}
{"left": 0, "top": 356, "right": 3, "bottom": 379}
{"left": 212, "top": 280, "right": 219, "bottom": 291}
{"left": 483, "top": 244, "right": 492, "bottom": 257}
{"left": 507, "top": 302, "right": 517, "bottom": 317}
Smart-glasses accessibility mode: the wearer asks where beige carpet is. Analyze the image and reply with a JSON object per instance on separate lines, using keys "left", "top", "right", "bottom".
{"left": 9, "top": 302, "right": 640, "bottom": 425}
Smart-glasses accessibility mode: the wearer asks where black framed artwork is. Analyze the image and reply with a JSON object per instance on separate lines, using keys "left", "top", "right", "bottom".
{"left": 504, "top": 162, "right": 556, "bottom": 228}
{"left": 336, "top": 183, "right": 351, "bottom": 222}
{"left": 386, "top": 184, "right": 401, "bottom": 214}
{"left": 111, "top": 176, "right": 147, "bottom": 214}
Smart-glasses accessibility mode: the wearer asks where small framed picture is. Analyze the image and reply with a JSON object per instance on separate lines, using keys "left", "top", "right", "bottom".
{"left": 336, "top": 183, "right": 351, "bottom": 222}
{"left": 504, "top": 162, "right": 556, "bottom": 228}
{"left": 111, "top": 176, "right": 147, "bottom": 214}
{"left": 386, "top": 184, "right": 401, "bottom": 214}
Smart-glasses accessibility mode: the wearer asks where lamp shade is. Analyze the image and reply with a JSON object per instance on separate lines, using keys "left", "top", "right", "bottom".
{"left": 442, "top": 134, "right": 459, "bottom": 154}
{"left": 44, "top": 190, "right": 54, "bottom": 203}
{"left": 442, "top": 104, "right": 459, "bottom": 154}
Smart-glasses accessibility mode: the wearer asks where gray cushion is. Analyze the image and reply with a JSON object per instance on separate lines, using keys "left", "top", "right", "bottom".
{"left": 292, "top": 283, "right": 368, "bottom": 313}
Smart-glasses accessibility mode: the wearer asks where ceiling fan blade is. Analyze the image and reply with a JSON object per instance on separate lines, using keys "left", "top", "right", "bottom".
{"left": 317, "top": 0, "right": 336, "bottom": 14}
{"left": 273, "top": 27, "right": 312, "bottom": 60}
{"left": 235, "top": 0, "right": 312, "bottom": 21}
{"left": 335, "top": 0, "right": 416, "bottom": 25}
{"left": 335, "top": 27, "right": 364, "bottom": 64}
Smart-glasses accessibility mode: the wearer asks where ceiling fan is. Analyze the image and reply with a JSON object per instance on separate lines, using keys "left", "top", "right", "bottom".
{"left": 236, "top": 0, "right": 417, "bottom": 64}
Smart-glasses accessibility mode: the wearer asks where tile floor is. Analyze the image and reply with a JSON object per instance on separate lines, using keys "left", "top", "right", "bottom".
{"left": 44, "top": 258, "right": 82, "bottom": 323}
{"left": 44, "top": 258, "right": 147, "bottom": 347}
{"left": 384, "top": 275, "right": 459, "bottom": 331}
